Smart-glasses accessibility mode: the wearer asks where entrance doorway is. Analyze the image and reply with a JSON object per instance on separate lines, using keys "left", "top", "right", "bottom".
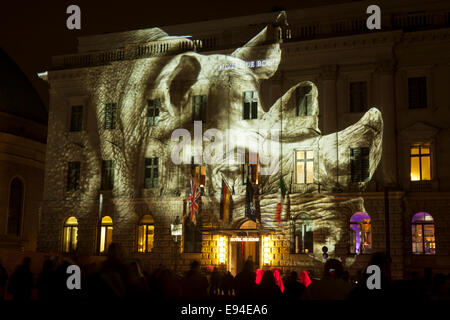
{"left": 228, "top": 219, "right": 260, "bottom": 276}
{"left": 235, "top": 240, "right": 260, "bottom": 273}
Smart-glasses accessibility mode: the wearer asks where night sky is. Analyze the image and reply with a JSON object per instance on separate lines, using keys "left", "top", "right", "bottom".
{"left": 1, "top": 0, "right": 359, "bottom": 109}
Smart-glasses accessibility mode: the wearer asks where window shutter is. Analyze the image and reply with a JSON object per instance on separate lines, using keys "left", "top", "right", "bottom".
{"left": 251, "top": 101, "right": 258, "bottom": 119}
{"left": 243, "top": 102, "right": 250, "bottom": 119}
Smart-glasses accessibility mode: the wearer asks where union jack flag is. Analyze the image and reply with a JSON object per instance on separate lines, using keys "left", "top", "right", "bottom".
{"left": 188, "top": 178, "right": 201, "bottom": 225}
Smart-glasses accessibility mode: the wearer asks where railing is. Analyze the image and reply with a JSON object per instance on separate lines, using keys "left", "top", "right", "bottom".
{"left": 52, "top": 10, "right": 450, "bottom": 69}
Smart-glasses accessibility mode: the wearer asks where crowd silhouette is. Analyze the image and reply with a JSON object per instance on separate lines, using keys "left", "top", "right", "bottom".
{"left": 0, "top": 244, "right": 449, "bottom": 302}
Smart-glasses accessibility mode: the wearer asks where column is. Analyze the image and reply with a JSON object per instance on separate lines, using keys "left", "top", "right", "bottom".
{"left": 378, "top": 60, "right": 397, "bottom": 186}
{"left": 320, "top": 65, "right": 338, "bottom": 135}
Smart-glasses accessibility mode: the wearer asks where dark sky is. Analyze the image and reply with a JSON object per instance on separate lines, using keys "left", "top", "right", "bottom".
{"left": 1, "top": 0, "right": 358, "bottom": 109}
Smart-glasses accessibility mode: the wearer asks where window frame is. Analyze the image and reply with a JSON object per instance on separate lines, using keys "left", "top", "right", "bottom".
{"left": 241, "top": 151, "right": 258, "bottom": 185}
{"left": 69, "top": 105, "right": 84, "bottom": 132}
{"left": 147, "top": 99, "right": 161, "bottom": 126}
{"left": 410, "top": 145, "right": 431, "bottom": 181}
{"left": 408, "top": 76, "right": 427, "bottom": 109}
{"left": 62, "top": 217, "right": 78, "bottom": 254}
{"left": 349, "top": 213, "right": 372, "bottom": 255}
{"left": 411, "top": 212, "right": 436, "bottom": 255}
{"left": 144, "top": 157, "right": 159, "bottom": 188}
{"left": 192, "top": 95, "right": 207, "bottom": 122}
{"left": 104, "top": 103, "right": 117, "bottom": 130}
{"left": 243, "top": 91, "right": 258, "bottom": 120}
{"left": 296, "top": 85, "right": 313, "bottom": 116}
{"left": 137, "top": 215, "right": 155, "bottom": 253}
{"left": 291, "top": 214, "right": 314, "bottom": 254}
{"left": 350, "top": 147, "right": 370, "bottom": 182}
{"left": 294, "top": 150, "right": 314, "bottom": 184}
{"left": 99, "top": 216, "right": 113, "bottom": 254}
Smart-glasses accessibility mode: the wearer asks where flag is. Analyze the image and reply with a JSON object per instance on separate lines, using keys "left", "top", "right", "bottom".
{"left": 188, "top": 178, "right": 201, "bottom": 225}
{"left": 245, "top": 178, "right": 256, "bottom": 221}
{"left": 276, "top": 176, "right": 286, "bottom": 223}
{"left": 220, "top": 178, "right": 232, "bottom": 226}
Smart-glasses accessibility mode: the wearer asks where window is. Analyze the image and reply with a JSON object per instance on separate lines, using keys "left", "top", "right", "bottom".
{"left": 70, "top": 105, "right": 83, "bottom": 132}
{"left": 62, "top": 217, "right": 78, "bottom": 253}
{"left": 242, "top": 151, "right": 258, "bottom": 184}
{"left": 138, "top": 215, "right": 154, "bottom": 253}
{"left": 147, "top": 99, "right": 160, "bottom": 126}
{"left": 412, "top": 212, "right": 435, "bottom": 255}
{"left": 7, "top": 178, "right": 24, "bottom": 236}
{"left": 144, "top": 157, "right": 159, "bottom": 188}
{"left": 99, "top": 216, "right": 113, "bottom": 254}
{"left": 295, "top": 150, "right": 314, "bottom": 184}
{"left": 193, "top": 95, "right": 206, "bottom": 122}
{"left": 101, "top": 160, "right": 115, "bottom": 190}
{"left": 104, "top": 103, "right": 117, "bottom": 129}
{"left": 296, "top": 85, "right": 313, "bottom": 116}
{"left": 184, "top": 219, "right": 202, "bottom": 253}
{"left": 349, "top": 81, "right": 368, "bottom": 112}
{"left": 67, "top": 161, "right": 81, "bottom": 191}
{"left": 350, "top": 212, "right": 372, "bottom": 254}
{"left": 408, "top": 77, "right": 427, "bottom": 109}
{"left": 350, "top": 147, "right": 370, "bottom": 182}
{"left": 243, "top": 91, "right": 258, "bottom": 120}
{"left": 291, "top": 213, "right": 314, "bottom": 253}
{"left": 410, "top": 145, "right": 431, "bottom": 181}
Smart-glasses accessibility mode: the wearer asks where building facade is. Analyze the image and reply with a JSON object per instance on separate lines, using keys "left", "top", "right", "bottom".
{"left": 0, "top": 49, "right": 47, "bottom": 251}
{"left": 38, "top": 0, "right": 450, "bottom": 280}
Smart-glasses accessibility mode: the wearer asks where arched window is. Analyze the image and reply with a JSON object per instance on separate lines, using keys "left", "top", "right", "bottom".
{"left": 184, "top": 219, "right": 202, "bottom": 253}
{"left": 99, "top": 216, "right": 113, "bottom": 254}
{"left": 412, "top": 212, "right": 435, "bottom": 255}
{"left": 7, "top": 178, "right": 24, "bottom": 236}
{"left": 291, "top": 213, "right": 313, "bottom": 254}
{"left": 350, "top": 212, "right": 372, "bottom": 254}
{"left": 63, "top": 217, "right": 78, "bottom": 253}
{"left": 138, "top": 214, "right": 154, "bottom": 253}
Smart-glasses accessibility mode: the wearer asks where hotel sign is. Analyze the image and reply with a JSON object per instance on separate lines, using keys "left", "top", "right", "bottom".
{"left": 230, "top": 237, "right": 260, "bottom": 242}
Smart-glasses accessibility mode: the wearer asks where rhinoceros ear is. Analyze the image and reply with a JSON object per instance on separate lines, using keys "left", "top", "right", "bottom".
{"left": 231, "top": 11, "right": 285, "bottom": 80}
{"left": 168, "top": 54, "right": 201, "bottom": 109}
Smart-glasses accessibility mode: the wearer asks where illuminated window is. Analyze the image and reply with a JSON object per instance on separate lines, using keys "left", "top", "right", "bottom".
{"left": 242, "top": 151, "right": 258, "bottom": 184}
{"left": 350, "top": 212, "right": 372, "bottom": 254}
{"left": 410, "top": 145, "right": 431, "bottom": 181}
{"left": 7, "top": 178, "right": 24, "bottom": 236}
{"left": 144, "top": 157, "right": 159, "bottom": 188}
{"left": 184, "top": 219, "right": 202, "bottom": 253}
{"left": 193, "top": 95, "right": 207, "bottom": 122}
{"left": 412, "top": 212, "right": 435, "bottom": 255}
{"left": 291, "top": 213, "right": 313, "bottom": 254}
{"left": 62, "top": 216, "right": 78, "bottom": 253}
{"left": 349, "top": 81, "right": 368, "bottom": 112}
{"left": 67, "top": 161, "right": 81, "bottom": 191}
{"left": 138, "top": 215, "right": 154, "bottom": 253}
{"left": 147, "top": 99, "right": 160, "bottom": 126}
{"left": 70, "top": 105, "right": 83, "bottom": 132}
{"left": 408, "top": 77, "right": 427, "bottom": 109}
{"left": 99, "top": 216, "right": 113, "bottom": 254}
{"left": 296, "top": 85, "right": 312, "bottom": 116}
{"left": 243, "top": 91, "right": 258, "bottom": 120}
{"left": 101, "top": 160, "right": 115, "bottom": 190}
{"left": 104, "top": 103, "right": 117, "bottom": 129}
{"left": 295, "top": 150, "right": 314, "bottom": 184}
{"left": 350, "top": 147, "right": 370, "bottom": 182}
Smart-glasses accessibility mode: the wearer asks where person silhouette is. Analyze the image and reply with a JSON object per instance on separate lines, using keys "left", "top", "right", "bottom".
{"left": 8, "top": 257, "right": 33, "bottom": 301}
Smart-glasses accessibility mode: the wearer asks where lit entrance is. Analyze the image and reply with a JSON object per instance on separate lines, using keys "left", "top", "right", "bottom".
{"left": 228, "top": 220, "right": 260, "bottom": 276}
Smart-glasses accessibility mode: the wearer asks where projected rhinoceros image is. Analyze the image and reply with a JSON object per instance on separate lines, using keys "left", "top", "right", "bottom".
{"left": 77, "top": 13, "right": 382, "bottom": 248}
